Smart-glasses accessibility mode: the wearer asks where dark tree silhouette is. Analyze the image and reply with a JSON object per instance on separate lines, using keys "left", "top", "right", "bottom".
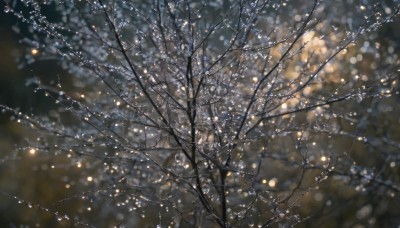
{"left": 1, "top": 0, "right": 400, "bottom": 227}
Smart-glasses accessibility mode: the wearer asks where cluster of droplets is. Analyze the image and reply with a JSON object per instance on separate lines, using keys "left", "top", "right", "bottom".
{"left": 1, "top": 0, "right": 400, "bottom": 226}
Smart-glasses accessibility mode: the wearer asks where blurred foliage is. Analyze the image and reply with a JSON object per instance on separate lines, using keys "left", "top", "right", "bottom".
{"left": 0, "top": 1, "right": 399, "bottom": 227}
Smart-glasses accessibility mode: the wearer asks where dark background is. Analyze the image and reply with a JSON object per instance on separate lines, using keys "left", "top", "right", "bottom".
{"left": 1, "top": 2, "right": 400, "bottom": 227}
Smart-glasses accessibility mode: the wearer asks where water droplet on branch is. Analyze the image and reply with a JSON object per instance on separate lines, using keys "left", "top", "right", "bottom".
{"left": 4, "top": 5, "right": 10, "bottom": 13}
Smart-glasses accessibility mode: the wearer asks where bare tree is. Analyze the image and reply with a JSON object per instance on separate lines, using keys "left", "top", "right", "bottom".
{"left": 2, "top": 0, "right": 400, "bottom": 227}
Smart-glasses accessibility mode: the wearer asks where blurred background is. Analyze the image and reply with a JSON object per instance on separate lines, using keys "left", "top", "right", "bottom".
{"left": 1, "top": 2, "right": 400, "bottom": 227}
{"left": 0, "top": 7, "right": 77, "bottom": 227}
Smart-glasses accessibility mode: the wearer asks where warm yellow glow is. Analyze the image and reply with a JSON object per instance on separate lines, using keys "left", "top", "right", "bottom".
{"left": 262, "top": 179, "right": 267, "bottom": 184}
{"left": 31, "top": 48, "right": 39, "bottom": 55}
{"left": 320, "top": 156, "right": 327, "bottom": 162}
{"left": 29, "top": 148, "right": 36, "bottom": 155}
{"left": 286, "top": 97, "right": 300, "bottom": 107}
{"left": 301, "top": 30, "right": 328, "bottom": 62}
{"left": 87, "top": 176, "right": 93, "bottom": 182}
{"left": 268, "top": 178, "right": 277, "bottom": 188}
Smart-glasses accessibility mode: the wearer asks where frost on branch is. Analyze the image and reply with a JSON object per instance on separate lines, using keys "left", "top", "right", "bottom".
{"left": 1, "top": 0, "right": 400, "bottom": 227}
